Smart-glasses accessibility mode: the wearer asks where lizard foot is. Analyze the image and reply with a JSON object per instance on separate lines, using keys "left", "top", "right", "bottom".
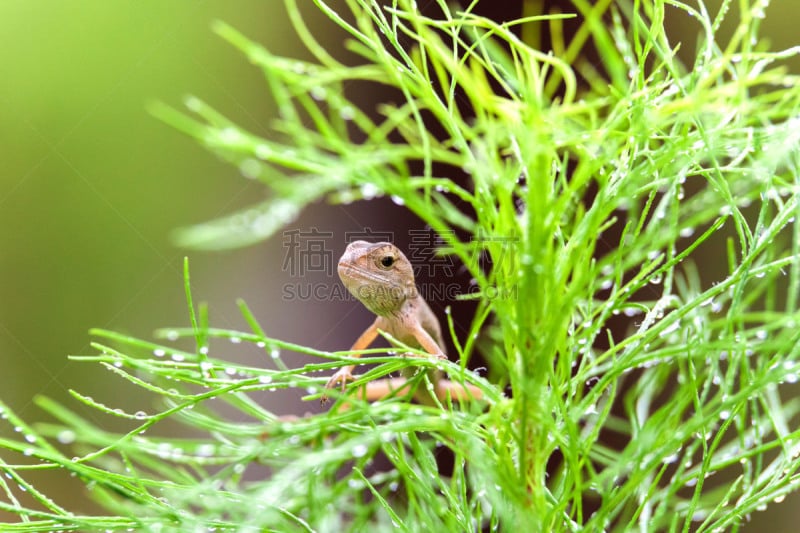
{"left": 321, "top": 369, "right": 355, "bottom": 404}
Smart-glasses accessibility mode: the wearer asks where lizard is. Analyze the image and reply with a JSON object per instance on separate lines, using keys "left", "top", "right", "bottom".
{"left": 321, "top": 240, "right": 483, "bottom": 405}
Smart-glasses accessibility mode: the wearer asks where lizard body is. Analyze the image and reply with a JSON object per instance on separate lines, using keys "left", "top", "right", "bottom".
{"left": 322, "top": 240, "right": 481, "bottom": 405}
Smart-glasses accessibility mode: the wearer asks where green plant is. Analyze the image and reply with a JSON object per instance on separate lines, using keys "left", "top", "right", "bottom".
{"left": 3, "top": 0, "right": 800, "bottom": 530}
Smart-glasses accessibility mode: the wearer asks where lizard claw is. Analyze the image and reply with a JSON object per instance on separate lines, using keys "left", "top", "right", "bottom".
{"left": 321, "top": 369, "right": 355, "bottom": 404}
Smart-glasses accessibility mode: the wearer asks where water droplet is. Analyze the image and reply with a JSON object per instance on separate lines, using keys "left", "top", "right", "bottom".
{"left": 153, "top": 349, "right": 166, "bottom": 357}
{"left": 662, "top": 453, "right": 679, "bottom": 464}
{"left": 184, "top": 96, "right": 202, "bottom": 112}
{"left": 660, "top": 321, "right": 680, "bottom": 337}
{"left": 310, "top": 86, "right": 327, "bottom": 101}
{"left": 339, "top": 106, "right": 355, "bottom": 120}
{"left": 352, "top": 444, "right": 369, "bottom": 458}
{"left": 254, "top": 144, "right": 272, "bottom": 160}
{"left": 218, "top": 127, "right": 242, "bottom": 144}
{"left": 390, "top": 195, "right": 405, "bottom": 206}
{"left": 197, "top": 444, "right": 215, "bottom": 457}
{"left": 171, "top": 353, "right": 185, "bottom": 362}
{"left": 57, "top": 430, "right": 76, "bottom": 444}
{"left": 239, "top": 159, "right": 260, "bottom": 180}
{"left": 360, "top": 183, "right": 379, "bottom": 199}
{"left": 258, "top": 375, "right": 273, "bottom": 384}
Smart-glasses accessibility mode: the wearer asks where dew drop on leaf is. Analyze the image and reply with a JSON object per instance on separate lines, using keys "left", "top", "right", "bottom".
{"left": 255, "top": 144, "right": 272, "bottom": 160}
{"left": 339, "top": 106, "right": 355, "bottom": 120}
{"left": 218, "top": 127, "right": 242, "bottom": 144}
{"left": 57, "top": 430, "right": 76, "bottom": 444}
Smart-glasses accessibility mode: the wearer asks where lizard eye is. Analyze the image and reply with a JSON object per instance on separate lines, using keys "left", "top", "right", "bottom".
{"left": 379, "top": 255, "right": 395, "bottom": 268}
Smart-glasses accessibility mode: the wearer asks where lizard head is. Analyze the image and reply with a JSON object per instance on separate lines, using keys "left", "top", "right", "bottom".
{"left": 338, "top": 240, "right": 417, "bottom": 316}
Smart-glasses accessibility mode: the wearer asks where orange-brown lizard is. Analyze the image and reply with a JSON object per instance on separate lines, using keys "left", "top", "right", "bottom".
{"left": 321, "top": 240, "right": 483, "bottom": 405}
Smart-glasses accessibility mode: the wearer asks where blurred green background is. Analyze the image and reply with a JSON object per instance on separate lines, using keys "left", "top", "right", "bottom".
{"left": 0, "top": 1, "right": 363, "bottom": 412}
{"left": 1, "top": 0, "right": 797, "bottom": 527}
{"left": 1, "top": 2, "right": 267, "bottom": 412}
{"left": 0, "top": 1, "right": 360, "bottom": 515}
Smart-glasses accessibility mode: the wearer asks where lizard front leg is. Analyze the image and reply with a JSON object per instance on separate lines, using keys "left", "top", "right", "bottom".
{"left": 321, "top": 318, "right": 380, "bottom": 403}
{"left": 407, "top": 322, "right": 447, "bottom": 360}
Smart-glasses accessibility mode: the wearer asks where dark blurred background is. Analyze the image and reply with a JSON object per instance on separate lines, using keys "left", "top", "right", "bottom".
{"left": 1, "top": 0, "right": 797, "bottom": 527}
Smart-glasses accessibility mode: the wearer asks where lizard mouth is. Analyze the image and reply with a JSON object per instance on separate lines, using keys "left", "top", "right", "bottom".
{"left": 338, "top": 261, "right": 398, "bottom": 289}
